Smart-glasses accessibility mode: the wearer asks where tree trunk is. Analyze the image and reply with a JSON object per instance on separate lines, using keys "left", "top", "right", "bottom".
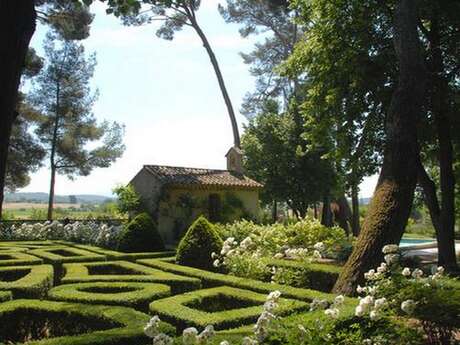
{"left": 416, "top": 160, "right": 442, "bottom": 235}
{"left": 333, "top": 0, "right": 427, "bottom": 295}
{"left": 334, "top": 195, "right": 352, "bottom": 236}
{"left": 272, "top": 200, "right": 277, "bottom": 223}
{"left": 47, "top": 166, "right": 56, "bottom": 220}
{"left": 0, "top": 1, "right": 36, "bottom": 219}
{"left": 321, "top": 194, "right": 333, "bottom": 227}
{"left": 313, "top": 203, "right": 318, "bottom": 219}
{"left": 351, "top": 183, "right": 361, "bottom": 236}
{"left": 188, "top": 15, "right": 241, "bottom": 148}
{"left": 428, "top": 10, "right": 457, "bottom": 270}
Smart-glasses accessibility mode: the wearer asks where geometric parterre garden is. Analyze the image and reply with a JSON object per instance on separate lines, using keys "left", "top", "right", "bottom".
{"left": 0, "top": 240, "right": 354, "bottom": 344}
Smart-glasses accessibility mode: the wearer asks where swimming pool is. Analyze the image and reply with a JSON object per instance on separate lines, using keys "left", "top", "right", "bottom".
{"left": 399, "top": 238, "right": 436, "bottom": 247}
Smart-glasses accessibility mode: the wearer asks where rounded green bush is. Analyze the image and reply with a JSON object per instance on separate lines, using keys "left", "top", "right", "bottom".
{"left": 176, "top": 216, "right": 223, "bottom": 270}
{"left": 117, "top": 213, "right": 165, "bottom": 253}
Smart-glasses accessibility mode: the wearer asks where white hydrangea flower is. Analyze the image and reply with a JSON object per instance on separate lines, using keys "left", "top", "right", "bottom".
{"left": 153, "top": 333, "right": 174, "bottom": 345}
{"left": 355, "top": 304, "right": 365, "bottom": 317}
{"left": 219, "top": 341, "right": 230, "bottom": 345}
{"left": 213, "top": 259, "right": 220, "bottom": 268}
{"left": 314, "top": 242, "right": 325, "bottom": 252}
{"left": 274, "top": 253, "right": 284, "bottom": 259}
{"left": 334, "top": 295, "right": 345, "bottom": 305}
{"left": 412, "top": 268, "right": 423, "bottom": 279}
{"left": 364, "top": 269, "right": 376, "bottom": 280}
{"left": 374, "top": 298, "right": 387, "bottom": 310}
{"left": 241, "top": 337, "right": 258, "bottom": 345}
{"left": 369, "top": 310, "right": 379, "bottom": 320}
{"left": 267, "top": 290, "right": 281, "bottom": 301}
{"left": 324, "top": 307, "right": 340, "bottom": 319}
{"left": 384, "top": 254, "right": 400, "bottom": 265}
{"left": 382, "top": 244, "right": 399, "bottom": 254}
{"left": 401, "top": 299, "right": 416, "bottom": 314}
{"left": 144, "top": 315, "right": 161, "bottom": 338}
{"left": 401, "top": 267, "right": 411, "bottom": 277}
{"left": 182, "top": 327, "right": 199, "bottom": 345}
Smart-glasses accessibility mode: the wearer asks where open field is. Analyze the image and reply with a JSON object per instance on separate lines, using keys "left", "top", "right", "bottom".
{"left": 3, "top": 203, "right": 81, "bottom": 210}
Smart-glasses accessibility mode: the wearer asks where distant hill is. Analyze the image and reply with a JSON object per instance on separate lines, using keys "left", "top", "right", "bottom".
{"left": 359, "top": 197, "right": 372, "bottom": 205}
{"left": 4, "top": 192, "right": 113, "bottom": 205}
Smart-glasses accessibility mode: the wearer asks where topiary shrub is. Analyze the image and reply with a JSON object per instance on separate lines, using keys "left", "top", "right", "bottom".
{"left": 117, "top": 213, "right": 164, "bottom": 253}
{"left": 176, "top": 216, "right": 223, "bottom": 270}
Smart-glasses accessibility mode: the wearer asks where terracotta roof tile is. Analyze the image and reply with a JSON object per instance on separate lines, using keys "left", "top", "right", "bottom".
{"left": 143, "top": 165, "right": 263, "bottom": 189}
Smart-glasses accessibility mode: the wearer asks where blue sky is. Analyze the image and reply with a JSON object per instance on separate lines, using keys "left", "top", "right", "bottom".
{"left": 21, "top": 1, "right": 378, "bottom": 198}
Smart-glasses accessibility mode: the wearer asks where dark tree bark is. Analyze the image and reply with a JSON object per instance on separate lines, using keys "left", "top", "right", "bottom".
{"left": 0, "top": 1, "right": 36, "bottom": 219}
{"left": 321, "top": 193, "right": 333, "bottom": 227}
{"left": 272, "top": 200, "right": 278, "bottom": 223}
{"left": 417, "top": 161, "right": 442, "bottom": 234}
{"left": 427, "top": 9, "right": 457, "bottom": 270}
{"left": 351, "top": 182, "right": 361, "bottom": 236}
{"left": 334, "top": 0, "right": 427, "bottom": 294}
{"left": 332, "top": 195, "right": 352, "bottom": 235}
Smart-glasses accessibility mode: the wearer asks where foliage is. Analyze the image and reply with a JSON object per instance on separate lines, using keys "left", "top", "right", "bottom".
{"left": 29, "top": 33, "right": 125, "bottom": 218}
{"left": 113, "top": 184, "right": 141, "bottom": 216}
{"left": 215, "top": 217, "right": 351, "bottom": 260}
{"left": 117, "top": 213, "right": 165, "bottom": 253}
{"left": 219, "top": 0, "right": 300, "bottom": 119}
{"left": 176, "top": 216, "right": 223, "bottom": 271}
{"left": 355, "top": 245, "right": 460, "bottom": 344}
{"left": 242, "top": 102, "right": 336, "bottom": 216}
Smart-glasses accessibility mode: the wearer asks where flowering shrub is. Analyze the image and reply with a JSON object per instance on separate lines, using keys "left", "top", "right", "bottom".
{"left": 214, "top": 217, "right": 351, "bottom": 261}
{"left": 355, "top": 244, "right": 460, "bottom": 344}
{"left": 263, "top": 244, "right": 459, "bottom": 345}
{"left": 0, "top": 221, "right": 121, "bottom": 248}
{"left": 212, "top": 218, "right": 347, "bottom": 284}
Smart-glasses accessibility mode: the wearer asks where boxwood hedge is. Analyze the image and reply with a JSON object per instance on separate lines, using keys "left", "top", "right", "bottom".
{"left": 0, "top": 299, "right": 174, "bottom": 345}
{"left": 48, "top": 282, "right": 171, "bottom": 311}
{"left": 149, "top": 286, "right": 307, "bottom": 331}
{"left": 61, "top": 243, "right": 176, "bottom": 261}
{"left": 61, "top": 260, "right": 201, "bottom": 293}
{"left": 0, "top": 265, "right": 54, "bottom": 298}
{"left": 137, "top": 258, "right": 346, "bottom": 303}
{"left": 0, "top": 251, "right": 43, "bottom": 266}
{"left": 0, "top": 291, "right": 12, "bottom": 303}
{"left": 28, "top": 246, "right": 107, "bottom": 265}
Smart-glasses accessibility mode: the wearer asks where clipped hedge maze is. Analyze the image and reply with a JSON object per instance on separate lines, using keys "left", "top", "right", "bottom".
{"left": 0, "top": 240, "right": 352, "bottom": 342}
{"left": 61, "top": 261, "right": 201, "bottom": 293}
{"left": 0, "top": 251, "right": 44, "bottom": 266}
{"left": 0, "top": 265, "right": 54, "bottom": 298}
{"left": 49, "top": 282, "right": 171, "bottom": 311}
{"left": 0, "top": 299, "right": 174, "bottom": 345}
{"left": 150, "top": 286, "right": 308, "bottom": 331}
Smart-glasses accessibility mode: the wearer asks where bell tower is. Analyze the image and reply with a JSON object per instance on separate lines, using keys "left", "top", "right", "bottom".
{"left": 226, "top": 146, "right": 243, "bottom": 174}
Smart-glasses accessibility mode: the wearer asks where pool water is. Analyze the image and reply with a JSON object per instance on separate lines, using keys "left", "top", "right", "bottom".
{"left": 399, "top": 238, "right": 436, "bottom": 247}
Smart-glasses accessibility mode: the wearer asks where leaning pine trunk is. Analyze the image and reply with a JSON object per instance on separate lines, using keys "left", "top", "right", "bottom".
{"left": 333, "top": 0, "right": 427, "bottom": 295}
{"left": 0, "top": 1, "right": 36, "bottom": 219}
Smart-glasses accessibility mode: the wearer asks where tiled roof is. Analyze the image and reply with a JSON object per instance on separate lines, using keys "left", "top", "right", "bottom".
{"left": 143, "top": 165, "right": 263, "bottom": 189}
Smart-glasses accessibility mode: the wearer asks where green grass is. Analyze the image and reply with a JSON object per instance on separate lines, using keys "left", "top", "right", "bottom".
{"left": 48, "top": 282, "right": 171, "bottom": 311}
{"left": 0, "top": 265, "right": 54, "bottom": 298}
{"left": 149, "top": 286, "right": 308, "bottom": 331}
